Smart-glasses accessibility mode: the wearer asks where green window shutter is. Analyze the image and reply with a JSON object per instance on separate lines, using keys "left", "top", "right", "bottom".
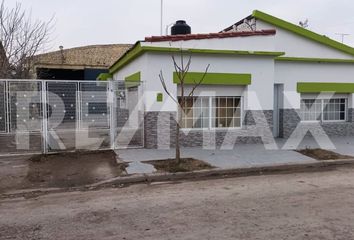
{"left": 173, "top": 72, "right": 251, "bottom": 85}
{"left": 125, "top": 72, "right": 141, "bottom": 81}
{"left": 297, "top": 82, "right": 354, "bottom": 93}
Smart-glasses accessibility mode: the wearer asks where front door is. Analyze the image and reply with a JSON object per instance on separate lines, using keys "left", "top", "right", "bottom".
{"left": 273, "top": 84, "right": 283, "bottom": 138}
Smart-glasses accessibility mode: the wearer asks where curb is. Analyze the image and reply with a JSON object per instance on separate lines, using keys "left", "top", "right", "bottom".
{"left": 2, "top": 159, "right": 354, "bottom": 199}
{"left": 90, "top": 159, "right": 354, "bottom": 187}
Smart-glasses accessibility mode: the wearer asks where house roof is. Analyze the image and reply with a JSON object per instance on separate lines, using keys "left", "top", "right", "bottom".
{"left": 223, "top": 10, "right": 354, "bottom": 56}
{"left": 34, "top": 44, "right": 132, "bottom": 69}
{"left": 145, "top": 29, "right": 276, "bottom": 42}
{"left": 109, "top": 29, "right": 279, "bottom": 73}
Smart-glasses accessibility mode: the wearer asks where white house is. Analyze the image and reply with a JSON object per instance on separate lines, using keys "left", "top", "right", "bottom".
{"left": 106, "top": 10, "right": 354, "bottom": 149}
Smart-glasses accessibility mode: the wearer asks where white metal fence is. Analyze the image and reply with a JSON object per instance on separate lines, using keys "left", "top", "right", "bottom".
{"left": 0, "top": 79, "right": 144, "bottom": 155}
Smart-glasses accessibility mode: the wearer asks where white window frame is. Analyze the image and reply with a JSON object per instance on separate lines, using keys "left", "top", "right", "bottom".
{"left": 179, "top": 96, "right": 210, "bottom": 130}
{"left": 179, "top": 96, "right": 243, "bottom": 130}
{"left": 300, "top": 99, "right": 322, "bottom": 123}
{"left": 210, "top": 96, "right": 243, "bottom": 130}
{"left": 322, "top": 98, "right": 347, "bottom": 123}
{"left": 300, "top": 98, "right": 348, "bottom": 123}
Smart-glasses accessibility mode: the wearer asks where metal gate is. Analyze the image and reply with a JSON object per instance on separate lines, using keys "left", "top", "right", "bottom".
{"left": 0, "top": 79, "right": 144, "bottom": 155}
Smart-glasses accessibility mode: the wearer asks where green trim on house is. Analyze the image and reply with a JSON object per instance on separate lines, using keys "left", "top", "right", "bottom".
{"left": 109, "top": 43, "right": 285, "bottom": 74}
{"left": 125, "top": 71, "right": 141, "bottom": 81}
{"left": 252, "top": 10, "right": 354, "bottom": 56}
{"left": 173, "top": 72, "right": 252, "bottom": 85}
{"left": 97, "top": 73, "right": 112, "bottom": 81}
{"left": 297, "top": 82, "right": 354, "bottom": 93}
{"left": 276, "top": 57, "right": 354, "bottom": 63}
{"left": 110, "top": 43, "right": 144, "bottom": 74}
{"left": 156, "top": 93, "right": 163, "bottom": 102}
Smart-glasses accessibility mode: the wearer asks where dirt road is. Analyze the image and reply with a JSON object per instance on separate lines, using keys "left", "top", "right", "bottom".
{"left": 2, "top": 166, "right": 354, "bottom": 239}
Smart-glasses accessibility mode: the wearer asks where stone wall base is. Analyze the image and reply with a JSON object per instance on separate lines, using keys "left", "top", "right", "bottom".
{"left": 144, "top": 110, "right": 274, "bottom": 149}
{"left": 280, "top": 108, "right": 354, "bottom": 138}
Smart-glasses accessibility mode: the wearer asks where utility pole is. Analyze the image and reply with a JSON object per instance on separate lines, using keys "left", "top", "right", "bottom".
{"left": 336, "top": 33, "right": 350, "bottom": 44}
{"left": 160, "top": 0, "right": 163, "bottom": 35}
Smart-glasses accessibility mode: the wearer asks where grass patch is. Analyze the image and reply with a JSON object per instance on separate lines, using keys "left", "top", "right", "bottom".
{"left": 144, "top": 158, "right": 215, "bottom": 173}
{"left": 296, "top": 148, "right": 354, "bottom": 161}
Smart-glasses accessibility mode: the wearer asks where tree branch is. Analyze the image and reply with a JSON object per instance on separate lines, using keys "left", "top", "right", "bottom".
{"left": 158, "top": 70, "right": 179, "bottom": 106}
{"left": 0, "top": 0, "right": 54, "bottom": 78}
{"left": 188, "top": 64, "right": 210, "bottom": 97}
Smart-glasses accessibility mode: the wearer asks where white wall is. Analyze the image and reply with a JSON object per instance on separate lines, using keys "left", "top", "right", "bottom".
{"left": 113, "top": 54, "right": 148, "bottom": 81}
{"left": 256, "top": 20, "right": 354, "bottom": 59}
{"left": 275, "top": 61, "right": 354, "bottom": 108}
{"left": 113, "top": 55, "right": 147, "bottom": 120}
{"left": 143, "top": 52, "right": 275, "bottom": 111}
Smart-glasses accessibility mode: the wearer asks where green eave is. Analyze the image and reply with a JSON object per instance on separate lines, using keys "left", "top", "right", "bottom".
{"left": 125, "top": 71, "right": 141, "bottom": 81}
{"left": 297, "top": 82, "right": 354, "bottom": 93}
{"left": 252, "top": 10, "right": 354, "bottom": 56}
{"left": 109, "top": 42, "right": 284, "bottom": 74}
{"left": 173, "top": 72, "right": 251, "bottom": 85}
{"left": 276, "top": 57, "right": 354, "bottom": 64}
{"left": 97, "top": 73, "right": 112, "bottom": 81}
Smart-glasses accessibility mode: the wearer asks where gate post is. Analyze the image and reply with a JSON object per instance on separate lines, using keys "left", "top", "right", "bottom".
{"left": 109, "top": 81, "right": 116, "bottom": 150}
{"left": 5, "top": 80, "right": 9, "bottom": 133}
{"left": 41, "top": 81, "right": 48, "bottom": 154}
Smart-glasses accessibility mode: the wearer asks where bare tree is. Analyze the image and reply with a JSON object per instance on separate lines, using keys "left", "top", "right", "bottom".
{"left": 0, "top": 40, "right": 6, "bottom": 78}
{"left": 0, "top": 0, "right": 53, "bottom": 79}
{"left": 159, "top": 50, "right": 210, "bottom": 163}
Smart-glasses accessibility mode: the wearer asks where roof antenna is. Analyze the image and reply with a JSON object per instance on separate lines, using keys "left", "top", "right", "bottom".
{"left": 335, "top": 33, "right": 350, "bottom": 44}
{"left": 299, "top": 19, "right": 309, "bottom": 28}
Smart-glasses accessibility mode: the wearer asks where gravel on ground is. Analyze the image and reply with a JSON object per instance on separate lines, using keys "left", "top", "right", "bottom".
{"left": 1, "top": 165, "right": 354, "bottom": 239}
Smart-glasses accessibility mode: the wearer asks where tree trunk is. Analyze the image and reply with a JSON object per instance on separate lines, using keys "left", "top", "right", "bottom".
{"left": 175, "top": 112, "right": 181, "bottom": 164}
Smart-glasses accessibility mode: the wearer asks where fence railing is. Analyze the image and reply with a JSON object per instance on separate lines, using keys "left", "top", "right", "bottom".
{"left": 0, "top": 79, "right": 144, "bottom": 155}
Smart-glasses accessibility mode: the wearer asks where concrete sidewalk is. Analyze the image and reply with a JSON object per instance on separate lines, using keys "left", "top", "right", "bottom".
{"left": 118, "top": 136, "right": 354, "bottom": 174}
{"left": 118, "top": 148, "right": 316, "bottom": 174}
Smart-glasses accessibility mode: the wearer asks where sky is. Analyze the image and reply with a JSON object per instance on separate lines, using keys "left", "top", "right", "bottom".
{"left": 5, "top": 0, "right": 354, "bottom": 52}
